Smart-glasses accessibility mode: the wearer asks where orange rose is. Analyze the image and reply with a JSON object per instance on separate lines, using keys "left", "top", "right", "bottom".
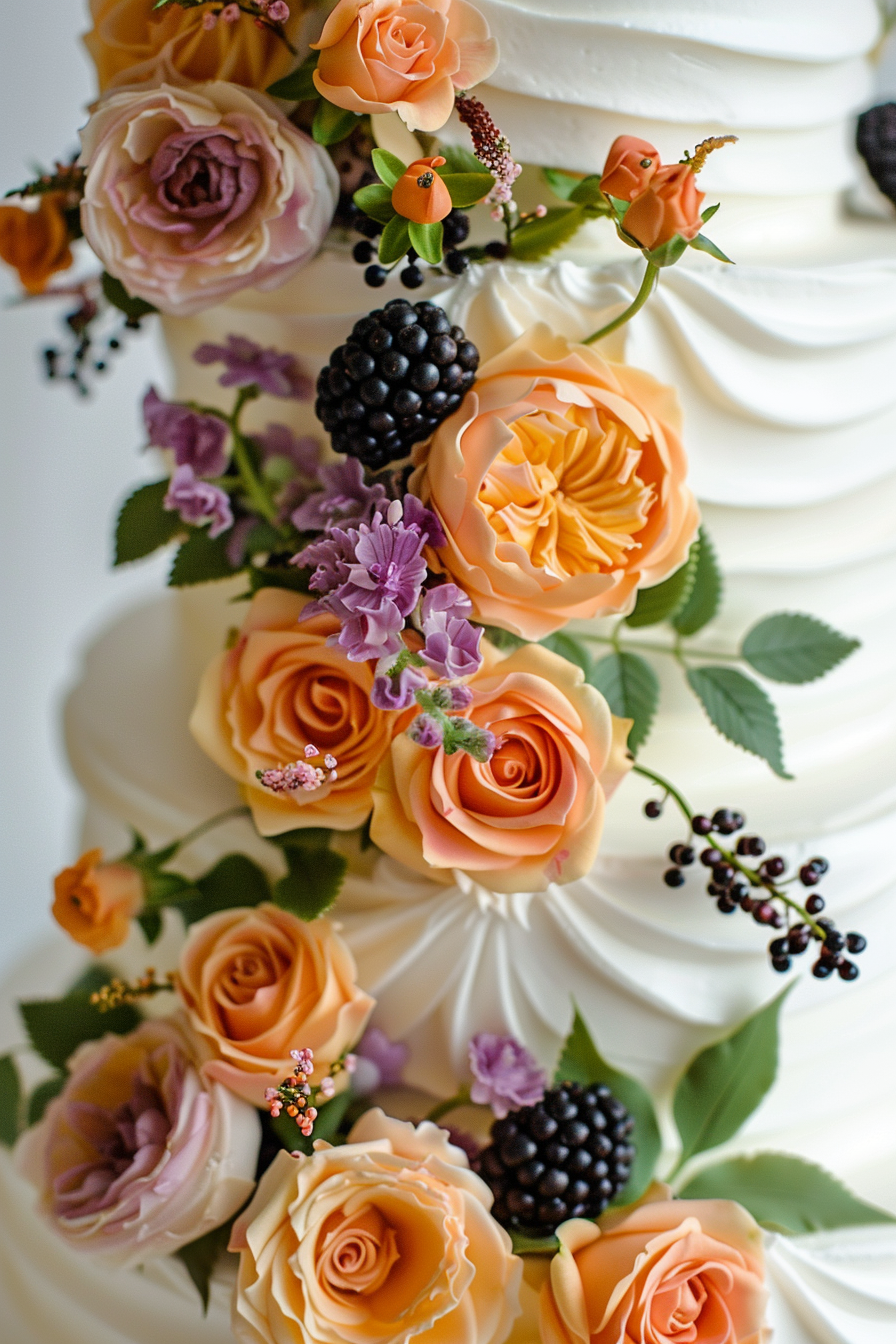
{"left": 176, "top": 903, "right": 374, "bottom": 1105}
{"left": 541, "top": 1196, "right": 768, "bottom": 1344}
{"left": 230, "top": 1108, "right": 522, "bottom": 1344}
{"left": 83, "top": 0, "right": 309, "bottom": 92}
{"left": 599, "top": 135, "right": 660, "bottom": 202}
{"left": 189, "top": 587, "right": 410, "bottom": 836}
{"left": 371, "top": 642, "right": 632, "bottom": 893}
{"left": 623, "top": 162, "right": 706, "bottom": 251}
{"left": 312, "top": 0, "right": 498, "bottom": 134}
{"left": 0, "top": 193, "right": 73, "bottom": 294}
{"left": 52, "top": 848, "right": 144, "bottom": 954}
{"left": 391, "top": 156, "right": 452, "bottom": 223}
{"left": 410, "top": 325, "right": 699, "bottom": 641}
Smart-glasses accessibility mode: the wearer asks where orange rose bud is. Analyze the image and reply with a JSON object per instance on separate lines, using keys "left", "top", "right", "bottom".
{"left": 0, "top": 193, "right": 73, "bottom": 294}
{"left": 623, "top": 161, "right": 706, "bottom": 250}
{"left": 391, "top": 157, "right": 452, "bottom": 225}
{"left": 599, "top": 135, "right": 660, "bottom": 202}
{"left": 52, "top": 849, "right": 145, "bottom": 954}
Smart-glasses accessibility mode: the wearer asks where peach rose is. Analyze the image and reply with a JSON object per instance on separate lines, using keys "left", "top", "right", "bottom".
{"left": 541, "top": 1195, "right": 768, "bottom": 1344}
{"left": 230, "top": 1108, "right": 522, "bottom": 1344}
{"left": 79, "top": 79, "right": 338, "bottom": 315}
{"left": 176, "top": 903, "right": 374, "bottom": 1104}
{"left": 599, "top": 135, "right": 660, "bottom": 202}
{"left": 0, "top": 193, "right": 73, "bottom": 294}
{"left": 84, "top": 0, "right": 308, "bottom": 93}
{"left": 371, "top": 642, "right": 633, "bottom": 893}
{"left": 411, "top": 325, "right": 699, "bottom": 640}
{"left": 312, "top": 0, "right": 498, "bottom": 134}
{"left": 190, "top": 587, "right": 411, "bottom": 835}
{"left": 18, "top": 1016, "right": 260, "bottom": 1267}
{"left": 52, "top": 848, "right": 144, "bottom": 954}
{"left": 623, "top": 162, "right": 706, "bottom": 251}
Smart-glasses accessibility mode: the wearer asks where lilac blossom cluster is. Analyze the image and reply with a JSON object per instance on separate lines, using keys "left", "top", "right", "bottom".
{"left": 468, "top": 1033, "right": 547, "bottom": 1119}
{"left": 256, "top": 745, "right": 338, "bottom": 794}
{"left": 194, "top": 335, "right": 312, "bottom": 400}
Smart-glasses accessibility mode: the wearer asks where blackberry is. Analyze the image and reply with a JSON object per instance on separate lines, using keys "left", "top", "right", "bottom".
{"left": 475, "top": 1082, "right": 635, "bottom": 1235}
{"left": 857, "top": 103, "right": 896, "bottom": 205}
{"left": 443, "top": 209, "right": 471, "bottom": 248}
{"left": 315, "top": 299, "right": 480, "bottom": 470}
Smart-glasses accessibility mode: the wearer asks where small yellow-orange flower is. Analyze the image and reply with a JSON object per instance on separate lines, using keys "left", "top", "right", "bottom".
{"left": 624, "top": 161, "right": 706, "bottom": 251}
{"left": 0, "top": 194, "right": 73, "bottom": 294}
{"left": 411, "top": 325, "right": 699, "bottom": 641}
{"left": 541, "top": 1195, "right": 768, "bottom": 1344}
{"left": 52, "top": 849, "right": 144, "bottom": 954}
{"left": 391, "top": 156, "right": 452, "bottom": 224}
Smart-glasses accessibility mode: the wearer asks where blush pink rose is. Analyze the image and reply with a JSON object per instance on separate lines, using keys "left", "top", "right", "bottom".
{"left": 312, "top": 0, "right": 498, "bottom": 134}
{"left": 17, "top": 1016, "right": 260, "bottom": 1268}
{"left": 79, "top": 79, "right": 339, "bottom": 315}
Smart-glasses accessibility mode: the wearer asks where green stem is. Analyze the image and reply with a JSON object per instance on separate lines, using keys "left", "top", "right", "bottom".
{"left": 502, "top": 202, "right": 515, "bottom": 249}
{"left": 577, "top": 631, "right": 743, "bottom": 665}
{"left": 582, "top": 261, "right": 659, "bottom": 345}
{"left": 425, "top": 1084, "right": 471, "bottom": 1124}
{"left": 631, "top": 763, "right": 694, "bottom": 828}
{"left": 172, "top": 805, "right": 252, "bottom": 855}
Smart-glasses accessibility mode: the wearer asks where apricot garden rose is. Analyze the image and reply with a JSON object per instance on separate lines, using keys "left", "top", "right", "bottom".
{"left": 176, "top": 903, "right": 374, "bottom": 1105}
{"left": 312, "top": 0, "right": 498, "bottom": 134}
{"left": 79, "top": 80, "right": 338, "bottom": 315}
{"left": 623, "top": 162, "right": 706, "bottom": 251}
{"left": 599, "top": 134, "right": 660, "bottom": 202}
{"left": 410, "top": 325, "right": 699, "bottom": 640}
{"left": 52, "top": 848, "right": 144, "bottom": 954}
{"left": 0, "top": 193, "right": 73, "bottom": 294}
{"left": 230, "top": 1108, "right": 522, "bottom": 1344}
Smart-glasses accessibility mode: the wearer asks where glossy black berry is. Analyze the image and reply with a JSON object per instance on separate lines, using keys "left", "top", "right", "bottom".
{"left": 476, "top": 1083, "right": 634, "bottom": 1234}
{"left": 664, "top": 867, "right": 686, "bottom": 888}
{"left": 736, "top": 835, "right": 766, "bottom": 857}
{"left": 364, "top": 264, "right": 387, "bottom": 287}
{"left": 771, "top": 955, "right": 791, "bottom": 973}
{"left": 805, "top": 894, "right": 825, "bottom": 915}
{"left": 644, "top": 800, "right": 663, "bottom": 818}
{"left": 712, "top": 862, "right": 735, "bottom": 884}
{"left": 443, "top": 209, "right": 471, "bottom": 247}
{"left": 669, "top": 844, "right": 695, "bottom": 867}
{"left": 484, "top": 240, "right": 509, "bottom": 259}
{"left": 712, "top": 808, "right": 744, "bottom": 835}
{"left": 400, "top": 265, "right": 424, "bottom": 289}
{"left": 838, "top": 959, "right": 860, "bottom": 981}
{"left": 857, "top": 103, "right": 896, "bottom": 204}
{"left": 823, "top": 930, "right": 846, "bottom": 954}
{"left": 809, "top": 857, "right": 829, "bottom": 876}
{"left": 700, "top": 847, "right": 723, "bottom": 868}
{"left": 846, "top": 932, "right": 867, "bottom": 954}
{"left": 788, "top": 925, "right": 810, "bottom": 954}
{"left": 353, "top": 240, "right": 374, "bottom": 264}
{"left": 691, "top": 815, "right": 713, "bottom": 835}
{"left": 798, "top": 864, "right": 820, "bottom": 886}
{"left": 759, "top": 856, "right": 786, "bottom": 881}
{"left": 812, "top": 958, "right": 835, "bottom": 979}
{"left": 445, "top": 249, "right": 470, "bottom": 274}
{"left": 717, "top": 896, "right": 737, "bottom": 913}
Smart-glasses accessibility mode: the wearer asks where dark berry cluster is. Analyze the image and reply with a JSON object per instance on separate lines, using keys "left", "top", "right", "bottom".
{"left": 647, "top": 800, "right": 867, "bottom": 981}
{"left": 347, "top": 204, "right": 473, "bottom": 288}
{"left": 315, "top": 299, "right": 479, "bottom": 470}
{"left": 474, "top": 1083, "right": 635, "bottom": 1235}
{"left": 43, "top": 296, "right": 144, "bottom": 396}
{"left": 856, "top": 103, "right": 896, "bottom": 205}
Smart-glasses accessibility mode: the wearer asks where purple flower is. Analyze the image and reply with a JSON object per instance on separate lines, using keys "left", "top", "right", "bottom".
{"left": 292, "top": 458, "right": 388, "bottom": 534}
{"left": 353, "top": 1027, "right": 410, "bottom": 1095}
{"left": 371, "top": 660, "right": 429, "bottom": 711}
{"left": 193, "top": 335, "right": 312, "bottom": 399}
{"left": 408, "top": 713, "right": 444, "bottom": 749}
{"left": 468, "top": 1033, "right": 546, "bottom": 1119}
{"left": 251, "top": 423, "right": 321, "bottom": 475}
{"left": 444, "top": 683, "right": 473, "bottom": 710}
{"left": 401, "top": 492, "right": 446, "bottom": 548}
{"left": 420, "top": 584, "right": 483, "bottom": 680}
{"left": 143, "top": 388, "right": 228, "bottom": 477}
{"left": 164, "top": 465, "right": 233, "bottom": 537}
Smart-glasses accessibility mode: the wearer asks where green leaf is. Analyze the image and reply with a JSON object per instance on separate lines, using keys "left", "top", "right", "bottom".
{"left": 270, "top": 1087, "right": 352, "bottom": 1155}
{"left": 568, "top": 175, "right": 608, "bottom": 207}
{"left": 679, "top": 1152, "right": 896, "bottom": 1234}
{"left": 438, "top": 145, "right": 488, "bottom": 175}
{"left": 542, "top": 167, "right": 584, "bottom": 201}
{"left": 273, "top": 848, "right": 348, "bottom": 920}
{"left": 588, "top": 651, "right": 659, "bottom": 754}
{"left": 20, "top": 992, "right": 140, "bottom": 1073}
{"left": 408, "top": 220, "right": 444, "bottom": 265}
{"left": 176, "top": 1221, "right": 233, "bottom": 1314}
{"left": 27, "top": 1073, "right": 66, "bottom": 1126}
{"left": 439, "top": 172, "right": 494, "bottom": 208}
{"left": 625, "top": 555, "right": 696, "bottom": 628}
{"left": 672, "top": 987, "right": 791, "bottom": 1169}
{"left": 671, "top": 528, "right": 722, "bottom": 636}
{"left": 181, "top": 853, "right": 271, "bottom": 926}
{"left": 371, "top": 148, "right": 406, "bottom": 189}
{"left": 114, "top": 480, "right": 182, "bottom": 565}
{"left": 101, "top": 271, "right": 156, "bottom": 320}
{"left": 378, "top": 213, "right": 411, "bottom": 265}
{"left": 312, "top": 100, "right": 360, "bottom": 146}
{"left": 511, "top": 1231, "right": 559, "bottom": 1254}
{"left": 137, "top": 910, "right": 163, "bottom": 944}
{"left": 353, "top": 183, "right": 396, "bottom": 225}
{"left": 686, "top": 665, "right": 790, "bottom": 777}
{"left": 0, "top": 1055, "right": 22, "bottom": 1146}
{"left": 248, "top": 563, "right": 311, "bottom": 596}
{"left": 689, "top": 233, "right": 734, "bottom": 264}
{"left": 270, "top": 827, "right": 335, "bottom": 852}
{"left": 266, "top": 51, "right": 319, "bottom": 101}
{"left": 701, "top": 203, "right": 720, "bottom": 223}
{"left": 643, "top": 234, "right": 690, "bottom": 268}
{"left": 168, "top": 529, "right": 236, "bottom": 587}
{"left": 741, "top": 613, "right": 860, "bottom": 685}
{"left": 555, "top": 1010, "right": 661, "bottom": 1203}
{"left": 510, "top": 206, "right": 588, "bottom": 262}
{"left": 540, "top": 632, "right": 592, "bottom": 676}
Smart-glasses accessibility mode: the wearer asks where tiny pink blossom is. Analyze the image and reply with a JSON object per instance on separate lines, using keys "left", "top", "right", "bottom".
{"left": 344, "top": 1054, "right": 357, "bottom": 1074}
{"left": 290, "top": 1048, "right": 314, "bottom": 1074}
{"left": 267, "top": 0, "right": 290, "bottom": 20}
{"left": 221, "top": 4, "right": 240, "bottom": 21}
{"left": 201, "top": 9, "right": 217, "bottom": 29}
{"left": 304, "top": 744, "right": 319, "bottom": 759}
{"left": 319, "top": 1076, "right": 335, "bottom": 1098}
{"left": 535, "top": 204, "right": 547, "bottom": 218}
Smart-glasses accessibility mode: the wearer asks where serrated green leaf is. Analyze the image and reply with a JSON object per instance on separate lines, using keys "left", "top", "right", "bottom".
{"left": 371, "top": 148, "right": 406, "bottom": 189}
{"left": 555, "top": 1010, "right": 661, "bottom": 1203}
{"left": 101, "top": 271, "right": 156, "bottom": 320}
{"left": 588, "top": 652, "right": 659, "bottom": 754}
{"left": 643, "top": 234, "right": 690, "bottom": 268}
{"left": 270, "top": 1088, "right": 352, "bottom": 1155}
{"left": 689, "top": 232, "right": 733, "bottom": 264}
{"left": 437, "top": 145, "right": 486, "bottom": 175}
{"left": 176, "top": 1221, "right": 233, "bottom": 1314}
{"left": 408, "top": 220, "right": 443, "bottom": 265}
{"left": 741, "top": 613, "right": 859, "bottom": 685}
{"left": 114, "top": 480, "right": 182, "bottom": 565}
{"left": 540, "top": 632, "right": 592, "bottom": 676}
{"left": 626, "top": 554, "right": 697, "bottom": 628}
{"left": 440, "top": 172, "right": 494, "bottom": 208}
{"left": 168, "top": 529, "right": 236, "bottom": 587}
{"left": 510, "top": 206, "right": 587, "bottom": 262}
{"left": 312, "top": 100, "right": 360, "bottom": 146}
{"left": 673, "top": 987, "right": 791, "bottom": 1170}
{"left": 0, "top": 1055, "right": 22, "bottom": 1146}
{"left": 273, "top": 848, "right": 348, "bottom": 920}
{"left": 678, "top": 1152, "right": 896, "bottom": 1234}
{"left": 266, "top": 51, "right": 319, "bottom": 101}
{"left": 249, "top": 563, "right": 311, "bottom": 596}
{"left": 20, "top": 993, "right": 140, "bottom": 1072}
{"left": 672, "top": 528, "right": 722, "bottom": 636}
{"left": 686, "top": 665, "right": 790, "bottom": 777}
{"left": 27, "top": 1073, "right": 66, "bottom": 1126}
{"left": 270, "top": 827, "right": 334, "bottom": 851}
{"left": 511, "top": 1231, "right": 559, "bottom": 1254}
{"left": 181, "top": 853, "right": 271, "bottom": 926}
{"left": 353, "top": 182, "right": 396, "bottom": 225}
{"left": 542, "top": 168, "right": 584, "bottom": 201}
{"left": 378, "top": 213, "right": 411, "bottom": 265}
{"left": 568, "top": 175, "right": 607, "bottom": 206}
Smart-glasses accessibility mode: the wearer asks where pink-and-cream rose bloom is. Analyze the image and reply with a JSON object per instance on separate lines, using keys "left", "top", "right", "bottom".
{"left": 410, "top": 325, "right": 699, "bottom": 641}
{"left": 230, "top": 1108, "right": 522, "bottom": 1344}
{"left": 176, "top": 903, "right": 374, "bottom": 1105}
{"left": 17, "top": 1017, "right": 260, "bottom": 1267}
{"left": 541, "top": 1193, "right": 768, "bottom": 1344}
{"left": 79, "top": 79, "right": 339, "bottom": 315}
{"left": 371, "top": 641, "right": 633, "bottom": 893}
{"left": 311, "top": 0, "right": 498, "bottom": 134}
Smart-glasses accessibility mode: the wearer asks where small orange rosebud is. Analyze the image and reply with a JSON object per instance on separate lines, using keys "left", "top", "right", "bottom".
{"left": 599, "top": 136, "right": 660, "bottom": 203}
{"left": 52, "top": 849, "right": 145, "bottom": 954}
{"left": 623, "top": 162, "right": 706, "bottom": 251}
{"left": 0, "top": 192, "right": 73, "bottom": 294}
{"left": 391, "top": 157, "right": 452, "bottom": 226}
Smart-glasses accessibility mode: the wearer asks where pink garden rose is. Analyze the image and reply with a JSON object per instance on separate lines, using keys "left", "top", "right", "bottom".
{"left": 18, "top": 1017, "right": 260, "bottom": 1267}
{"left": 79, "top": 79, "right": 339, "bottom": 315}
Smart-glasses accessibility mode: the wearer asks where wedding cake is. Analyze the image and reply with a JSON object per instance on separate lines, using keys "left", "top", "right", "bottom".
{"left": 2, "top": 2, "right": 896, "bottom": 1342}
